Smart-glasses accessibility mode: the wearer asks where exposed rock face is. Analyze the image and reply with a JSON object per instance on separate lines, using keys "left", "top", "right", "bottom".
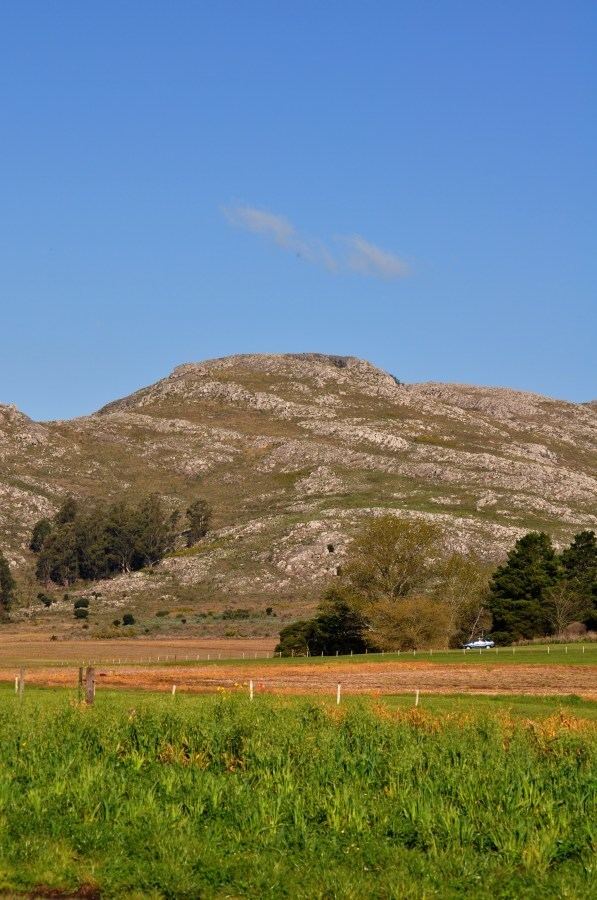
{"left": 1, "top": 353, "right": 595, "bottom": 609}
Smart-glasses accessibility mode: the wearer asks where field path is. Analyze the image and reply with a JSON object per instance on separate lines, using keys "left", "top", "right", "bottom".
{"left": 2, "top": 661, "right": 596, "bottom": 698}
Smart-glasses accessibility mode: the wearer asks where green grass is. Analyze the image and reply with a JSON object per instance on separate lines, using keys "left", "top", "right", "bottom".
{"left": 0, "top": 690, "right": 594, "bottom": 898}
{"left": 125, "top": 642, "right": 597, "bottom": 668}
{"left": 381, "top": 691, "right": 597, "bottom": 721}
{"left": 5, "top": 642, "right": 596, "bottom": 669}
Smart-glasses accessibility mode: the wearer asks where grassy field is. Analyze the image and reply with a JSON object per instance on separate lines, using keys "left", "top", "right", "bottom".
{"left": 0, "top": 639, "right": 595, "bottom": 668}
{"left": 0, "top": 689, "right": 594, "bottom": 898}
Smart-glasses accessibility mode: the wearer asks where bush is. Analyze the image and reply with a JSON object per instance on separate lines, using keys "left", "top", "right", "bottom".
{"left": 74, "top": 598, "right": 89, "bottom": 609}
{"left": 222, "top": 608, "right": 251, "bottom": 620}
{"left": 155, "top": 610, "right": 169, "bottom": 617}
{"left": 74, "top": 608, "right": 88, "bottom": 620}
{"left": 112, "top": 619, "right": 121, "bottom": 627}
{"left": 122, "top": 613, "right": 135, "bottom": 626}
{"left": 37, "top": 592, "right": 53, "bottom": 608}
{"left": 367, "top": 596, "right": 451, "bottom": 651}
{"left": 276, "top": 595, "right": 368, "bottom": 657}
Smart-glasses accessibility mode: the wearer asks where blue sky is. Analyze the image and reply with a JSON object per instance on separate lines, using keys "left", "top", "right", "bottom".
{"left": 1, "top": 1, "right": 595, "bottom": 419}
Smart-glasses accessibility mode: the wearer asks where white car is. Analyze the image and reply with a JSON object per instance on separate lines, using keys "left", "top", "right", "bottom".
{"left": 463, "top": 638, "right": 495, "bottom": 650}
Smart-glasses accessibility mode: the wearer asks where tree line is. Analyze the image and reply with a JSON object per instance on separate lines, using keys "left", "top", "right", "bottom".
{"left": 29, "top": 494, "right": 211, "bottom": 586}
{"left": 276, "top": 518, "right": 597, "bottom": 655}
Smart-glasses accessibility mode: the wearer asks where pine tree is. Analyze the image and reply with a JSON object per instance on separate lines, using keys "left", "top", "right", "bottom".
{"left": 488, "top": 532, "right": 560, "bottom": 641}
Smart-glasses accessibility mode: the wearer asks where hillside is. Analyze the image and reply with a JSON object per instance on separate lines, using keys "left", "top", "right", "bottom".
{"left": 1, "top": 353, "right": 596, "bottom": 634}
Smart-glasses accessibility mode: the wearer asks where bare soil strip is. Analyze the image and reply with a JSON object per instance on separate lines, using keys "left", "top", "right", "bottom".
{"left": 2, "top": 661, "right": 596, "bottom": 699}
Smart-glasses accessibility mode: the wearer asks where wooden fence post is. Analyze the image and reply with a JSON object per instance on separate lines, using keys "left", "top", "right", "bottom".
{"left": 78, "top": 666, "right": 84, "bottom": 702}
{"left": 18, "top": 668, "right": 25, "bottom": 701}
{"left": 85, "top": 666, "right": 95, "bottom": 706}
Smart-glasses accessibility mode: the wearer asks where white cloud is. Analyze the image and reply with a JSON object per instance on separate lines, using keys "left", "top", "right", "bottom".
{"left": 223, "top": 205, "right": 337, "bottom": 271}
{"left": 342, "top": 235, "right": 409, "bottom": 279}
{"left": 223, "top": 205, "right": 409, "bottom": 280}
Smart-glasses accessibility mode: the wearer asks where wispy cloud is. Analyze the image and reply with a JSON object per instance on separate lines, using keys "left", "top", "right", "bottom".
{"left": 223, "top": 204, "right": 409, "bottom": 280}
{"left": 342, "top": 235, "right": 410, "bottom": 279}
{"left": 223, "top": 205, "right": 337, "bottom": 271}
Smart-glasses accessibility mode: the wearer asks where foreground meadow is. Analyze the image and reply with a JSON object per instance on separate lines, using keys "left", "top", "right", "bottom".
{"left": 0, "top": 691, "right": 594, "bottom": 899}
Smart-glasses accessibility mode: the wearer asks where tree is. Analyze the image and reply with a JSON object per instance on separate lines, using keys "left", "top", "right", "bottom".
{"left": 433, "top": 552, "right": 492, "bottom": 646}
{"left": 55, "top": 496, "right": 79, "bottom": 525}
{"left": 560, "top": 531, "right": 597, "bottom": 627}
{"left": 186, "top": 499, "right": 212, "bottom": 547}
{"left": 545, "top": 581, "right": 592, "bottom": 635}
{"left": 366, "top": 596, "right": 451, "bottom": 651}
{"left": 488, "top": 532, "right": 560, "bottom": 641}
{"left": 104, "top": 501, "right": 137, "bottom": 574}
{"left": 343, "top": 516, "right": 441, "bottom": 604}
{"left": 275, "top": 590, "right": 368, "bottom": 656}
{"left": 131, "top": 495, "right": 174, "bottom": 568}
{"left": 36, "top": 523, "right": 80, "bottom": 585}
{"left": 29, "top": 518, "right": 52, "bottom": 553}
{"left": 275, "top": 620, "right": 315, "bottom": 656}
{"left": 0, "top": 552, "right": 16, "bottom": 617}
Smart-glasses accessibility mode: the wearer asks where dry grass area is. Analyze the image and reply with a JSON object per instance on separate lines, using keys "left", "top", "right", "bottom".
{"left": 3, "top": 660, "right": 597, "bottom": 699}
{"left": 0, "top": 633, "right": 276, "bottom": 666}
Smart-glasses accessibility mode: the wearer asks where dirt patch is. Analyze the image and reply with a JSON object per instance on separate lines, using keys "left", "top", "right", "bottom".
{"left": 3, "top": 661, "right": 596, "bottom": 699}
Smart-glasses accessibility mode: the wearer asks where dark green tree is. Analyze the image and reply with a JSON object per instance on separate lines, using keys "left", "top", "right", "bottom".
{"left": 488, "top": 532, "right": 560, "bottom": 641}
{"left": 55, "top": 496, "right": 79, "bottom": 525}
{"left": 0, "top": 552, "right": 16, "bottom": 617}
{"left": 186, "top": 499, "right": 212, "bottom": 547}
{"left": 131, "top": 494, "right": 174, "bottom": 568}
{"left": 29, "top": 518, "right": 52, "bottom": 553}
{"left": 275, "top": 589, "right": 368, "bottom": 657}
{"left": 274, "top": 619, "right": 316, "bottom": 656}
{"left": 104, "top": 501, "right": 137, "bottom": 574}
{"left": 36, "top": 523, "right": 80, "bottom": 585}
{"left": 32, "top": 494, "right": 177, "bottom": 586}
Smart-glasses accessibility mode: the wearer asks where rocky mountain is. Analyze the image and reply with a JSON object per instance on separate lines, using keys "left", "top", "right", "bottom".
{"left": 1, "top": 353, "right": 596, "bottom": 628}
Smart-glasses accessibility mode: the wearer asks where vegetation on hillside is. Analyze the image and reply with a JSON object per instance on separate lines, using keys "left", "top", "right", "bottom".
{"left": 29, "top": 494, "right": 212, "bottom": 586}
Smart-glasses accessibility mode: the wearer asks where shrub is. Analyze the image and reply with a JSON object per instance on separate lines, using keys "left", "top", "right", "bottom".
{"left": 367, "top": 596, "right": 451, "bottom": 651}
{"left": 74, "top": 598, "right": 89, "bottom": 609}
{"left": 112, "top": 619, "right": 121, "bottom": 627}
{"left": 122, "top": 613, "right": 135, "bottom": 626}
{"left": 37, "top": 592, "right": 53, "bottom": 607}
{"left": 222, "top": 608, "right": 251, "bottom": 620}
{"left": 276, "top": 595, "right": 368, "bottom": 656}
{"left": 74, "top": 608, "right": 88, "bottom": 619}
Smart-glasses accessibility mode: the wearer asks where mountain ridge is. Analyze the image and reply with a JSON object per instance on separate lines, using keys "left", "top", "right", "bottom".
{"left": 1, "top": 352, "right": 595, "bottom": 631}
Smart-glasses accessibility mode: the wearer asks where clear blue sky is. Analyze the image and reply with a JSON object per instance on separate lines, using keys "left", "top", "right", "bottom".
{"left": 1, "top": 1, "right": 595, "bottom": 420}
